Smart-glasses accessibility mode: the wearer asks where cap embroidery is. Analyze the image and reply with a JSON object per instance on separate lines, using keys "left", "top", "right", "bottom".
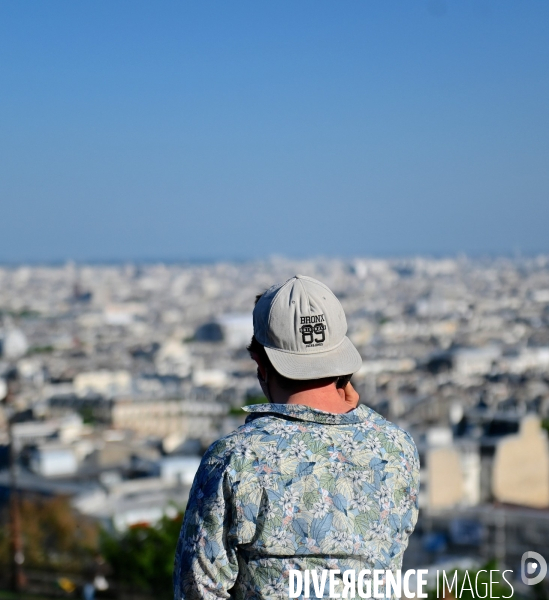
{"left": 299, "top": 314, "right": 326, "bottom": 345}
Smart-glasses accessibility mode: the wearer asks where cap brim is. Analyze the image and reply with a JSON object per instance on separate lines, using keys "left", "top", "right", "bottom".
{"left": 264, "top": 336, "right": 363, "bottom": 380}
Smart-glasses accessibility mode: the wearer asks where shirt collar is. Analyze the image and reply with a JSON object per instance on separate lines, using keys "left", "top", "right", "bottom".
{"left": 242, "top": 403, "right": 374, "bottom": 425}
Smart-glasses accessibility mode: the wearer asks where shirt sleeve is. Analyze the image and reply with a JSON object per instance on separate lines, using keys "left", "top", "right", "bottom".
{"left": 173, "top": 451, "right": 239, "bottom": 600}
{"left": 402, "top": 432, "right": 421, "bottom": 536}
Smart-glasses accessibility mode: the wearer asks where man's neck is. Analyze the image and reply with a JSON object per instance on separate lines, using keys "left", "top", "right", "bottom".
{"left": 272, "top": 383, "right": 355, "bottom": 414}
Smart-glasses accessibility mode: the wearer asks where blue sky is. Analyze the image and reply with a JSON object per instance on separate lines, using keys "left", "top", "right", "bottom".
{"left": 1, "top": 1, "right": 548, "bottom": 261}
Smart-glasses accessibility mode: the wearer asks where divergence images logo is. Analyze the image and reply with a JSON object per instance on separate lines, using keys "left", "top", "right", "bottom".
{"left": 521, "top": 551, "right": 547, "bottom": 586}
{"left": 299, "top": 314, "right": 326, "bottom": 345}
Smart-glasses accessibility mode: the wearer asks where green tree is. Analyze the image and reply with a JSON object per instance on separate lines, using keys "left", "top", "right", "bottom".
{"left": 101, "top": 511, "right": 184, "bottom": 598}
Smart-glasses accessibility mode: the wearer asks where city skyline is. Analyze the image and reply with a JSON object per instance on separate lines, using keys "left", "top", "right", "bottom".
{"left": 1, "top": 255, "right": 549, "bottom": 592}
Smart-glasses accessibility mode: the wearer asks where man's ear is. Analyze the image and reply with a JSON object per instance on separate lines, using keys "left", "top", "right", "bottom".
{"left": 250, "top": 352, "right": 268, "bottom": 382}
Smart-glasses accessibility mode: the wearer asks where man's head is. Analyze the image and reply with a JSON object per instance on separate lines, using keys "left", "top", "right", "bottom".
{"left": 247, "top": 275, "right": 362, "bottom": 397}
{"left": 247, "top": 333, "right": 341, "bottom": 394}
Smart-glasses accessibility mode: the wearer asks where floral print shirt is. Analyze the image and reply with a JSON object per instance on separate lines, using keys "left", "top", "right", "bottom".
{"left": 174, "top": 403, "right": 420, "bottom": 600}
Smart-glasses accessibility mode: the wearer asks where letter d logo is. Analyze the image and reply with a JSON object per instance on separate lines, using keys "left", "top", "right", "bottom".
{"left": 521, "top": 551, "right": 547, "bottom": 586}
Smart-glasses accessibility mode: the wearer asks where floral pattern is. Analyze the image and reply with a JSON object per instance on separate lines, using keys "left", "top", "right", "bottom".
{"left": 174, "top": 403, "right": 420, "bottom": 600}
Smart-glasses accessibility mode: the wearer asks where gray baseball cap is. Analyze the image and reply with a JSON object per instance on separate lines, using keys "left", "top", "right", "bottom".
{"left": 253, "top": 274, "right": 363, "bottom": 380}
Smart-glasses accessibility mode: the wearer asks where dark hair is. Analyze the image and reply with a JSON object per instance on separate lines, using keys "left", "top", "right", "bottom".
{"left": 248, "top": 291, "right": 339, "bottom": 393}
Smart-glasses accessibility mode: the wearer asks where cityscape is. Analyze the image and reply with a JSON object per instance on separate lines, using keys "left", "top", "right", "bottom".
{"left": 1, "top": 256, "right": 548, "bottom": 596}
{"left": 2, "top": 0, "right": 548, "bottom": 598}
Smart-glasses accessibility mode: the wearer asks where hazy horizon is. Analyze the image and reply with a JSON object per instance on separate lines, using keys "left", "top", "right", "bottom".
{"left": 0, "top": 250, "right": 546, "bottom": 268}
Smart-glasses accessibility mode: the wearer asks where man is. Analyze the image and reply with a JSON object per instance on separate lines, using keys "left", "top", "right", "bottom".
{"left": 174, "top": 275, "right": 419, "bottom": 600}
